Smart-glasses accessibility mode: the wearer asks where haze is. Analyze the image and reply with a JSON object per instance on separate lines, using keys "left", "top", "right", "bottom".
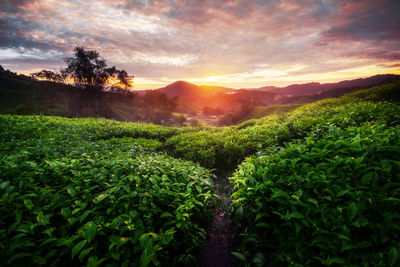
{"left": 1, "top": 0, "right": 399, "bottom": 89}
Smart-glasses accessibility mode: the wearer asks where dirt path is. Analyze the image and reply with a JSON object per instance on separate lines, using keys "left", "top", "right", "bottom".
{"left": 198, "top": 173, "right": 237, "bottom": 267}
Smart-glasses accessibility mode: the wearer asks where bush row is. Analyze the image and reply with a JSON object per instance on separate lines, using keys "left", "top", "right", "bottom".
{"left": 165, "top": 100, "right": 400, "bottom": 170}
{"left": 230, "top": 123, "right": 400, "bottom": 266}
{"left": 0, "top": 117, "right": 215, "bottom": 266}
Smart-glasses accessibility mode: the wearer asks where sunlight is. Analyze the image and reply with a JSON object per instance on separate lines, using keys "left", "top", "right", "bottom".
{"left": 1, "top": 0, "right": 400, "bottom": 265}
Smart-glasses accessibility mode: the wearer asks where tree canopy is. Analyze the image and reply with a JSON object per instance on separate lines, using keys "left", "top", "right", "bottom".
{"left": 31, "top": 69, "right": 64, "bottom": 83}
{"left": 31, "top": 47, "right": 134, "bottom": 91}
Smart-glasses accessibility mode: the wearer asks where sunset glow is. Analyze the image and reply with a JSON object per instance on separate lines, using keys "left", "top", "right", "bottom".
{"left": 1, "top": 0, "right": 399, "bottom": 89}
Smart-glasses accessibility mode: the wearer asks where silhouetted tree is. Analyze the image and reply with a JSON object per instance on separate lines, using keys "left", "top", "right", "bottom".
{"left": 31, "top": 70, "right": 64, "bottom": 83}
{"left": 29, "top": 47, "right": 133, "bottom": 91}
{"left": 62, "top": 47, "right": 133, "bottom": 91}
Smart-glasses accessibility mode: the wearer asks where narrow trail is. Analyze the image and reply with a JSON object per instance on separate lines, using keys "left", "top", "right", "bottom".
{"left": 198, "top": 172, "right": 237, "bottom": 267}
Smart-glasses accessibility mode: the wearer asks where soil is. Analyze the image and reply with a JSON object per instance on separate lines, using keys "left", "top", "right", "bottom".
{"left": 198, "top": 173, "right": 238, "bottom": 267}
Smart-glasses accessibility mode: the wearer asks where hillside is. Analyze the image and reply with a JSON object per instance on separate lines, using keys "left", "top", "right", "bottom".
{"left": 239, "top": 103, "right": 303, "bottom": 122}
{"left": 2, "top": 66, "right": 400, "bottom": 127}
{"left": 149, "top": 74, "right": 400, "bottom": 115}
{"left": 0, "top": 69, "right": 180, "bottom": 125}
{"left": 256, "top": 74, "right": 400, "bottom": 96}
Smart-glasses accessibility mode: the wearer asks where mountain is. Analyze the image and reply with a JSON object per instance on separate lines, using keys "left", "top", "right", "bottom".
{"left": 158, "top": 81, "right": 234, "bottom": 99}
{"left": 154, "top": 74, "right": 400, "bottom": 101}
{"left": 256, "top": 74, "right": 400, "bottom": 96}
{"left": 145, "top": 74, "right": 400, "bottom": 113}
{"left": 201, "top": 89, "right": 276, "bottom": 111}
{"left": 154, "top": 81, "right": 276, "bottom": 112}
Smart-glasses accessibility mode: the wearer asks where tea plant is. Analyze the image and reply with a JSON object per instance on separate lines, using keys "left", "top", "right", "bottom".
{"left": 230, "top": 123, "right": 400, "bottom": 266}
{"left": 1, "top": 81, "right": 400, "bottom": 266}
{"left": 166, "top": 101, "right": 400, "bottom": 170}
{"left": 0, "top": 115, "right": 215, "bottom": 266}
{"left": 0, "top": 115, "right": 183, "bottom": 142}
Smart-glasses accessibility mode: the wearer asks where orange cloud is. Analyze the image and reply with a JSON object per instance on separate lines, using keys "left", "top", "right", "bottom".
{"left": 0, "top": 0, "right": 399, "bottom": 89}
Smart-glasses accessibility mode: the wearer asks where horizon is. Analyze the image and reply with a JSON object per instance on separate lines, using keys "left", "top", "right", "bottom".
{"left": 1, "top": 0, "right": 400, "bottom": 89}
{"left": 3, "top": 64, "right": 399, "bottom": 91}
{"left": 122, "top": 73, "right": 400, "bottom": 91}
{"left": 4, "top": 65, "right": 398, "bottom": 91}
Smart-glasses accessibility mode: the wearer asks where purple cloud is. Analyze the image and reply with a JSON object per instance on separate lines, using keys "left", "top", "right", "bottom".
{"left": 0, "top": 0, "right": 399, "bottom": 88}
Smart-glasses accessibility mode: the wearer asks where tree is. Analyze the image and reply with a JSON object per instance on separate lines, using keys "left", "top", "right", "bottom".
{"left": 62, "top": 46, "right": 133, "bottom": 91}
{"left": 31, "top": 70, "right": 64, "bottom": 83}
{"left": 30, "top": 47, "right": 134, "bottom": 91}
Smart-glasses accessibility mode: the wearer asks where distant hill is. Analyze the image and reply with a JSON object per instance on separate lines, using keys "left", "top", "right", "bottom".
{"left": 155, "top": 82, "right": 275, "bottom": 112}
{"left": 256, "top": 74, "right": 400, "bottom": 96}
{"left": 136, "top": 74, "right": 400, "bottom": 114}
{"left": 2, "top": 63, "right": 400, "bottom": 126}
{"left": 151, "top": 74, "right": 400, "bottom": 101}
{"left": 202, "top": 89, "right": 276, "bottom": 111}
{"left": 158, "top": 81, "right": 234, "bottom": 99}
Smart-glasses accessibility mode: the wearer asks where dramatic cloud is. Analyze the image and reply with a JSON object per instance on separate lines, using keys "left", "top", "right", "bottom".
{"left": 1, "top": 0, "right": 399, "bottom": 88}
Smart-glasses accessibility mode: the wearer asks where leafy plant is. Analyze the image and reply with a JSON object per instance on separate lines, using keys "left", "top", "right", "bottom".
{"left": 0, "top": 115, "right": 214, "bottom": 266}
{"left": 231, "top": 124, "right": 400, "bottom": 266}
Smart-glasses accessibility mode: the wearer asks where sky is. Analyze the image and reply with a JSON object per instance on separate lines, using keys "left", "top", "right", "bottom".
{"left": 1, "top": 0, "right": 399, "bottom": 89}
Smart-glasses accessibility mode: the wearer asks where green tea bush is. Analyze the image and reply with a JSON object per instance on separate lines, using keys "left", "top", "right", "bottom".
{"left": 166, "top": 101, "right": 400, "bottom": 170}
{"left": 240, "top": 104, "right": 302, "bottom": 122}
{"left": 165, "top": 83, "right": 400, "bottom": 170}
{"left": 230, "top": 124, "right": 400, "bottom": 266}
{"left": 344, "top": 81, "right": 400, "bottom": 103}
{"left": 0, "top": 116, "right": 214, "bottom": 266}
{"left": 0, "top": 115, "right": 181, "bottom": 142}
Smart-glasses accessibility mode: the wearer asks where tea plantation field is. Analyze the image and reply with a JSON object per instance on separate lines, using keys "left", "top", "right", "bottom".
{"left": 0, "top": 116, "right": 214, "bottom": 266}
{"left": 1, "top": 81, "right": 400, "bottom": 266}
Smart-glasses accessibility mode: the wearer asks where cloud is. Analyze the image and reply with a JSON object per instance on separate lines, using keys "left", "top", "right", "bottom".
{"left": 319, "top": 0, "right": 400, "bottom": 62}
{"left": 0, "top": 16, "right": 53, "bottom": 50}
{"left": 0, "top": 0, "right": 399, "bottom": 88}
{"left": 378, "top": 63, "right": 400, "bottom": 68}
{"left": 323, "top": 0, "right": 400, "bottom": 42}
{"left": 0, "top": 0, "right": 39, "bottom": 13}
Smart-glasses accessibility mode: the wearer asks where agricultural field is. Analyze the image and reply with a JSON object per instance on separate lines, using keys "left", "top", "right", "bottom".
{"left": 1, "top": 81, "right": 400, "bottom": 266}
{"left": 0, "top": 116, "right": 214, "bottom": 266}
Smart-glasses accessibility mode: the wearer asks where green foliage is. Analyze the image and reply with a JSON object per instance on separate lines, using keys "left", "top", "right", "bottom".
{"left": 166, "top": 100, "right": 400, "bottom": 169}
{"left": 344, "top": 80, "right": 400, "bottom": 103}
{"left": 0, "top": 115, "right": 183, "bottom": 142}
{"left": 0, "top": 115, "right": 214, "bottom": 266}
{"left": 240, "top": 103, "right": 302, "bottom": 123}
{"left": 1, "top": 81, "right": 400, "bottom": 266}
{"left": 230, "top": 124, "right": 400, "bottom": 266}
